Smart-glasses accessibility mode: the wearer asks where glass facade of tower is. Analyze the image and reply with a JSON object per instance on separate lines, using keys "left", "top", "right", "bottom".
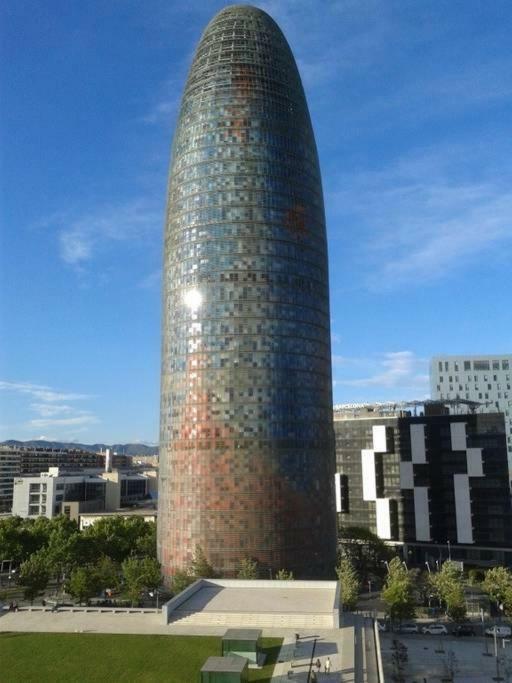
{"left": 158, "top": 5, "right": 336, "bottom": 578}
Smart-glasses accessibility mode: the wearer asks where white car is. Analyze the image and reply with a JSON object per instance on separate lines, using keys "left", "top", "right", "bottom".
{"left": 397, "top": 623, "right": 419, "bottom": 634}
{"left": 485, "top": 625, "right": 512, "bottom": 638}
{"left": 422, "top": 623, "right": 448, "bottom": 635}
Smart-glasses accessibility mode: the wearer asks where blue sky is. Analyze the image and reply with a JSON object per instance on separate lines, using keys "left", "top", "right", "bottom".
{"left": 1, "top": 0, "right": 511, "bottom": 444}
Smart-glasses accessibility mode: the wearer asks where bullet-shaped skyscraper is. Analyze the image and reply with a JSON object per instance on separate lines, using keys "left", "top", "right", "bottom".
{"left": 159, "top": 5, "right": 336, "bottom": 579}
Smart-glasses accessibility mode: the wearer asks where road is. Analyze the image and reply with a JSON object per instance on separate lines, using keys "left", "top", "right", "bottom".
{"left": 381, "top": 632, "right": 512, "bottom": 682}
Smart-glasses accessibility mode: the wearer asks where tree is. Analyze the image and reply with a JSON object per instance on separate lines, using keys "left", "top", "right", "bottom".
{"left": 95, "top": 556, "right": 121, "bottom": 593}
{"left": 19, "top": 553, "right": 50, "bottom": 604}
{"left": 0, "top": 516, "right": 50, "bottom": 564}
{"left": 237, "top": 557, "right": 258, "bottom": 579}
{"left": 483, "top": 567, "right": 512, "bottom": 616}
{"left": 172, "top": 570, "right": 195, "bottom": 595}
{"left": 336, "top": 557, "right": 360, "bottom": 611}
{"left": 382, "top": 557, "right": 416, "bottom": 622}
{"left": 134, "top": 522, "right": 157, "bottom": 559}
{"left": 190, "top": 546, "right": 216, "bottom": 578}
{"left": 40, "top": 515, "right": 81, "bottom": 586}
{"left": 275, "top": 569, "right": 294, "bottom": 580}
{"left": 122, "top": 556, "right": 161, "bottom": 606}
{"left": 83, "top": 517, "right": 154, "bottom": 564}
{"left": 429, "top": 561, "right": 466, "bottom": 621}
{"left": 66, "top": 566, "right": 99, "bottom": 605}
{"left": 338, "top": 525, "right": 394, "bottom": 580}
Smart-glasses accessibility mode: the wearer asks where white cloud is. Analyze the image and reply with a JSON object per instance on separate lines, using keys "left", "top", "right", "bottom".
{"left": 332, "top": 351, "right": 430, "bottom": 404}
{"left": 28, "top": 415, "right": 99, "bottom": 429}
{"left": 0, "top": 380, "right": 98, "bottom": 439}
{"left": 0, "top": 381, "right": 90, "bottom": 403}
{"left": 54, "top": 199, "right": 162, "bottom": 268}
{"left": 30, "top": 403, "right": 75, "bottom": 417}
{"left": 60, "top": 230, "right": 93, "bottom": 265}
{"left": 143, "top": 93, "right": 181, "bottom": 125}
{"left": 329, "top": 147, "right": 512, "bottom": 289}
{"left": 338, "top": 351, "right": 429, "bottom": 390}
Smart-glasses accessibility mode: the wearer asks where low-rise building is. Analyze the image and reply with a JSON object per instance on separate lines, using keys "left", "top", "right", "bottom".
{"left": 12, "top": 467, "right": 153, "bottom": 521}
{"left": 78, "top": 508, "right": 157, "bottom": 530}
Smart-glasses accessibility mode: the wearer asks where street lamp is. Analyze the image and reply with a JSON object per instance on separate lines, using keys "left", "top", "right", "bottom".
{"left": 149, "top": 589, "right": 161, "bottom": 610}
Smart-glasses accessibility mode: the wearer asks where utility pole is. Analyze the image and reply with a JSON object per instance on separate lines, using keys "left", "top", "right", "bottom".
{"left": 493, "top": 628, "right": 504, "bottom": 681}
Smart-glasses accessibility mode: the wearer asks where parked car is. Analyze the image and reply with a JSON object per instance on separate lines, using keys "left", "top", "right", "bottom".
{"left": 397, "top": 623, "right": 419, "bottom": 634}
{"left": 485, "top": 625, "right": 512, "bottom": 638}
{"left": 454, "top": 624, "right": 476, "bottom": 637}
{"left": 422, "top": 623, "right": 448, "bottom": 635}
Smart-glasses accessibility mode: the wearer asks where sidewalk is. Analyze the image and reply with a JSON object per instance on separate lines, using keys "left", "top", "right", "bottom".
{"left": 270, "top": 623, "right": 360, "bottom": 682}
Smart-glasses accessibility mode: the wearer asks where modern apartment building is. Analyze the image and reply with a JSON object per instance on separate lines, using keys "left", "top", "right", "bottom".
{"left": 334, "top": 403, "right": 512, "bottom": 566}
{"left": 12, "top": 467, "right": 151, "bottom": 520}
{"left": 159, "top": 5, "right": 336, "bottom": 579}
{"left": 0, "top": 449, "right": 22, "bottom": 512}
{"left": 0, "top": 446, "right": 104, "bottom": 513}
{"left": 430, "top": 355, "right": 512, "bottom": 475}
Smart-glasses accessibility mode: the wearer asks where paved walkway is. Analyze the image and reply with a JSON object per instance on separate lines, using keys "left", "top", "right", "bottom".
{"left": 270, "top": 622, "right": 364, "bottom": 682}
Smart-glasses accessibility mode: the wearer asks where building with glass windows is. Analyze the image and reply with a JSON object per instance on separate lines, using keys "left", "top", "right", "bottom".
{"left": 334, "top": 403, "right": 512, "bottom": 566}
{"left": 430, "top": 355, "right": 512, "bottom": 479}
{"left": 158, "top": 5, "right": 336, "bottom": 579}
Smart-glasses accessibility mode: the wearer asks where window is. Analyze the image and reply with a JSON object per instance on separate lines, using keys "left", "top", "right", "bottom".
{"left": 493, "top": 360, "right": 500, "bottom": 370}
{"left": 503, "top": 360, "right": 510, "bottom": 370}
{"left": 454, "top": 362, "right": 459, "bottom": 371}
{"left": 464, "top": 361, "right": 471, "bottom": 370}
{"left": 29, "top": 483, "right": 40, "bottom": 492}
{"left": 445, "top": 362, "right": 449, "bottom": 371}
{"left": 474, "top": 360, "right": 490, "bottom": 371}
{"left": 438, "top": 361, "right": 443, "bottom": 371}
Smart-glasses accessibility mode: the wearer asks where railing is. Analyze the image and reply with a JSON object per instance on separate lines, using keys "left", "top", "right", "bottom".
{"left": 14, "top": 605, "right": 160, "bottom": 614}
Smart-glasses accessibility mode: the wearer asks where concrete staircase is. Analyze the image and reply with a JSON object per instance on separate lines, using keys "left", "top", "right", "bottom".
{"left": 168, "top": 610, "right": 334, "bottom": 629}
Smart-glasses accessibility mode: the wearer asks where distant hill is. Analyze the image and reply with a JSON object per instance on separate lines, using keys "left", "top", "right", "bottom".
{"left": 1, "top": 439, "right": 158, "bottom": 456}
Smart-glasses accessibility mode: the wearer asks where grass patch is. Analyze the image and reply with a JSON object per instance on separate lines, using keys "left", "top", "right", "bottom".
{"left": 0, "top": 632, "right": 282, "bottom": 682}
{"left": 251, "top": 637, "right": 282, "bottom": 681}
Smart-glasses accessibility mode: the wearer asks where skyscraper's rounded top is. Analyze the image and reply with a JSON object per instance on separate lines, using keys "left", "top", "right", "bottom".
{"left": 176, "top": 0, "right": 319, "bottom": 200}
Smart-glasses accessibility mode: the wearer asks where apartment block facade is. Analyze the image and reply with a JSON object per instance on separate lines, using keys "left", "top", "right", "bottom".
{"left": 334, "top": 406, "right": 512, "bottom": 566}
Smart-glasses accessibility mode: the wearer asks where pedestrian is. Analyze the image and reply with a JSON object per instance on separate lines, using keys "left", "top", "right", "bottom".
{"left": 324, "top": 656, "right": 331, "bottom": 674}
{"left": 315, "top": 658, "right": 321, "bottom": 672}
{"left": 311, "top": 670, "right": 317, "bottom": 682}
